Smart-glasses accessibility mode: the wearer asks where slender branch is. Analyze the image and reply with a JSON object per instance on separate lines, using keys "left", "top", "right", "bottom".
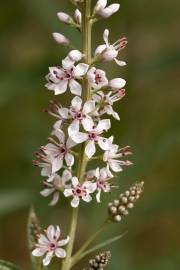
{"left": 71, "top": 219, "right": 111, "bottom": 267}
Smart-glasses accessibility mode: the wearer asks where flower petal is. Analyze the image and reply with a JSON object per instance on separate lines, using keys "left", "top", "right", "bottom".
{"left": 55, "top": 248, "right": 66, "bottom": 258}
{"left": 65, "top": 152, "right": 74, "bottom": 167}
{"left": 85, "top": 141, "right": 96, "bottom": 158}
{"left": 73, "top": 63, "right": 89, "bottom": 77}
{"left": 32, "top": 248, "right": 46, "bottom": 257}
{"left": 42, "top": 251, "right": 54, "bottom": 266}
{"left": 71, "top": 132, "right": 88, "bottom": 144}
{"left": 71, "top": 197, "right": 80, "bottom": 208}
{"left": 71, "top": 96, "right": 82, "bottom": 110}
{"left": 103, "top": 29, "right": 110, "bottom": 46}
{"left": 68, "top": 119, "right": 79, "bottom": 137}
{"left": 58, "top": 236, "right": 70, "bottom": 247}
{"left": 69, "top": 79, "right": 82, "bottom": 96}
{"left": 47, "top": 225, "right": 55, "bottom": 242}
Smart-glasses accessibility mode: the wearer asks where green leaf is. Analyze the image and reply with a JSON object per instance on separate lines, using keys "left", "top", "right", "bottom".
{"left": 0, "top": 260, "right": 22, "bottom": 270}
{"left": 27, "top": 207, "right": 42, "bottom": 270}
{"left": 81, "top": 231, "right": 127, "bottom": 259}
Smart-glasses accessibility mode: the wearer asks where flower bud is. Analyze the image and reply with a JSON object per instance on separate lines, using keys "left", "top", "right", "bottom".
{"left": 74, "top": 9, "right": 82, "bottom": 24}
{"left": 68, "top": 50, "right": 82, "bottom": 62}
{"left": 88, "top": 251, "right": 111, "bottom": 270}
{"left": 109, "top": 78, "right": 126, "bottom": 90}
{"left": 52, "top": 33, "right": 70, "bottom": 46}
{"left": 57, "top": 12, "right": 72, "bottom": 24}
{"left": 108, "top": 182, "right": 144, "bottom": 222}
{"left": 95, "top": 2, "right": 120, "bottom": 18}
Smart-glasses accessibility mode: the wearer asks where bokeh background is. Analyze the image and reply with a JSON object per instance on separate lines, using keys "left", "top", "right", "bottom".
{"left": 0, "top": 0, "right": 180, "bottom": 269}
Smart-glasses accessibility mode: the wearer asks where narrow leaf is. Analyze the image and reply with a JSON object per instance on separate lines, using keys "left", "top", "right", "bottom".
{"left": 81, "top": 232, "right": 127, "bottom": 260}
{"left": 0, "top": 260, "right": 22, "bottom": 270}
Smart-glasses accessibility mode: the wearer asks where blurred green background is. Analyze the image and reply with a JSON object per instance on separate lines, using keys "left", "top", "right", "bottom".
{"left": 0, "top": 0, "right": 180, "bottom": 269}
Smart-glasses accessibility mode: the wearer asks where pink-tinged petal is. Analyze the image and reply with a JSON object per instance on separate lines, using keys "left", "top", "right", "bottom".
{"left": 95, "top": 44, "right": 107, "bottom": 56}
{"left": 109, "top": 78, "right": 126, "bottom": 89}
{"left": 72, "top": 176, "right": 79, "bottom": 187}
{"left": 49, "top": 192, "right": 59, "bottom": 206}
{"left": 68, "top": 49, "right": 82, "bottom": 62}
{"left": 68, "top": 120, "right": 79, "bottom": 137}
{"left": 55, "top": 248, "right": 66, "bottom": 258}
{"left": 82, "top": 118, "right": 94, "bottom": 132}
{"left": 85, "top": 141, "right": 96, "bottom": 158}
{"left": 58, "top": 108, "right": 69, "bottom": 119}
{"left": 69, "top": 79, "right": 82, "bottom": 96}
{"left": 38, "top": 234, "right": 50, "bottom": 245}
{"left": 62, "top": 56, "right": 74, "bottom": 70}
{"left": 55, "top": 226, "right": 61, "bottom": 239}
{"left": 64, "top": 188, "right": 73, "bottom": 197}
{"left": 94, "top": 0, "right": 107, "bottom": 11}
{"left": 103, "top": 29, "right": 110, "bottom": 46}
{"left": 41, "top": 165, "right": 51, "bottom": 177}
{"left": 98, "top": 137, "right": 111, "bottom": 151}
{"left": 71, "top": 197, "right": 80, "bottom": 208}
{"left": 82, "top": 194, "right": 92, "bottom": 203}
{"left": 52, "top": 157, "right": 63, "bottom": 173}
{"left": 73, "top": 63, "right": 89, "bottom": 77}
{"left": 66, "top": 136, "right": 77, "bottom": 149}
{"left": 84, "top": 181, "right": 97, "bottom": 193}
{"left": 54, "top": 81, "right": 68, "bottom": 95}
{"left": 71, "top": 96, "right": 82, "bottom": 110}
{"left": 96, "top": 189, "right": 101, "bottom": 203}
{"left": 114, "top": 58, "right": 127, "bottom": 66}
{"left": 40, "top": 188, "right": 54, "bottom": 197}
{"left": 32, "top": 248, "right": 46, "bottom": 257}
{"left": 52, "top": 129, "right": 65, "bottom": 143}
{"left": 62, "top": 170, "right": 72, "bottom": 182}
{"left": 71, "top": 132, "right": 88, "bottom": 144}
{"left": 108, "top": 4, "right": 120, "bottom": 13}
{"left": 43, "top": 143, "right": 58, "bottom": 156}
{"left": 52, "top": 32, "right": 70, "bottom": 46}
{"left": 58, "top": 236, "right": 70, "bottom": 247}
{"left": 42, "top": 251, "right": 54, "bottom": 266}
{"left": 96, "top": 119, "right": 111, "bottom": 132}
{"left": 110, "top": 161, "right": 123, "bottom": 172}
{"left": 83, "top": 100, "right": 95, "bottom": 114}
{"left": 53, "top": 120, "right": 63, "bottom": 130}
{"left": 47, "top": 225, "right": 55, "bottom": 242}
{"left": 65, "top": 152, "right": 74, "bottom": 167}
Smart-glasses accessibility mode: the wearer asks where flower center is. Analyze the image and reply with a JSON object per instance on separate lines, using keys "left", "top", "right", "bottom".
{"left": 88, "top": 132, "right": 98, "bottom": 141}
{"left": 50, "top": 243, "right": 57, "bottom": 251}
{"left": 73, "top": 185, "right": 87, "bottom": 198}
{"left": 59, "top": 145, "right": 67, "bottom": 155}
{"left": 95, "top": 73, "right": 102, "bottom": 85}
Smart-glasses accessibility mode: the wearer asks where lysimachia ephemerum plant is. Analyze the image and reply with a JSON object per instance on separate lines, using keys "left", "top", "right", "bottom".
{"left": 0, "top": 1, "right": 144, "bottom": 270}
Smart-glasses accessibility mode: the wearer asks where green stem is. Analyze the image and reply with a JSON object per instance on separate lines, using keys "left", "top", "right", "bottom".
{"left": 61, "top": 1, "right": 92, "bottom": 270}
{"left": 71, "top": 219, "right": 110, "bottom": 268}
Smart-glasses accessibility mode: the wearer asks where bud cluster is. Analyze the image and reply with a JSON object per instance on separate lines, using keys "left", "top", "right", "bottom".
{"left": 88, "top": 251, "right": 111, "bottom": 270}
{"left": 108, "top": 182, "right": 144, "bottom": 222}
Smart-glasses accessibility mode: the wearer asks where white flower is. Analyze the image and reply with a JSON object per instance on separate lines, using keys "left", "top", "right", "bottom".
{"left": 71, "top": 119, "right": 111, "bottom": 158}
{"left": 103, "top": 142, "right": 133, "bottom": 172}
{"left": 40, "top": 170, "right": 72, "bottom": 206}
{"left": 74, "top": 9, "right": 82, "bottom": 25}
{"left": 94, "top": 0, "right": 120, "bottom": 18}
{"left": 87, "top": 67, "right": 108, "bottom": 90}
{"left": 93, "top": 90, "right": 125, "bottom": 120}
{"left": 42, "top": 129, "right": 76, "bottom": 173}
{"left": 32, "top": 225, "right": 69, "bottom": 266}
{"left": 57, "top": 12, "right": 72, "bottom": 24}
{"left": 45, "top": 59, "right": 89, "bottom": 96}
{"left": 86, "top": 167, "right": 113, "bottom": 202}
{"left": 64, "top": 177, "right": 96, "bottom": 207}
{"left": 95, "top": 29, "right": 128, "bottom": 66}
{"left": 58, "top": 96, "right": 95, "bottom": 136}
{"left": 52, "top": 32, "right": 70, "bottom": 46}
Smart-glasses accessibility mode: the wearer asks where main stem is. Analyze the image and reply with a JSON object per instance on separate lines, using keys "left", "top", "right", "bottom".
{"left": 61, "top": 1, "right": 92, "bottom": 270}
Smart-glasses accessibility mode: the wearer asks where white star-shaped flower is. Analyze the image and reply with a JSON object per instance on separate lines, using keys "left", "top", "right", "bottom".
{"left": 45, "top": 58, "right": 89, "bottom": 96}
{"left": 32, "top": 225, "right": 69, "bottom": 266}
{"left": 71, "top": 119, "right": 111, "bottom": 158}
{"left": 64, "top": 177, "right": 96, "bottom": 207}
